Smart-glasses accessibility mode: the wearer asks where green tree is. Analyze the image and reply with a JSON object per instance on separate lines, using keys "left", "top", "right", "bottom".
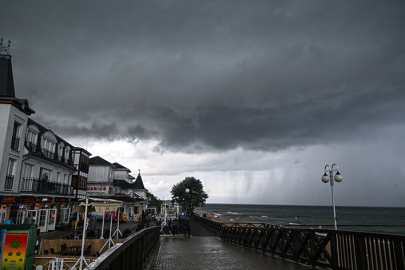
{"left": 171, "top": 177, "right": 208, "bottom": 215}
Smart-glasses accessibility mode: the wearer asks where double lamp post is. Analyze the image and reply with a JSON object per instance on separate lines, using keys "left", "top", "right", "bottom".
{"left": 322, "top": 164, "right": 343, "bottom": 230}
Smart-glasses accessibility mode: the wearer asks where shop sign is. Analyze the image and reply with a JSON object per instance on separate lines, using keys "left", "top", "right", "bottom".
{"left": 1, "top": 197, "right": 17, "bottom": 203}
{"left": 86, "top": 186, "right": 107, "bottom": 195}
{"left": 44, "top": 204, "right": 49, "bottom": 209}
{"left": 87, "top": 186, "right": 107, "bottom": 191}
{"left": 41, "top": 197, "right": 49, "bottom": 203}
{"left": 20, "top": 197, "right": 36, "bottom": 203}
{"left": 55, "top": 198, "right": 68, "bottom": 202}
{"left": 115, "top": 193, "right": 125, "bottom": 198}
{"left": 18, "top": 204, "right": 26, "bottom": 210}
{"left": 1, "top": 232, "right": 29, "bottom": 270}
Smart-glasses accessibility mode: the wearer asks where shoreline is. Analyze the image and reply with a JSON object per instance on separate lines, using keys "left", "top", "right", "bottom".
{"left": 194, "top": 210, "right": 259, "bottom": 226}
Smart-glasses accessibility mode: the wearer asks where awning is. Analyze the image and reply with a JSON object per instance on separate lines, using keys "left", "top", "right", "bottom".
{"left": 78, "top": 197, "right": 123, "bottom": 213}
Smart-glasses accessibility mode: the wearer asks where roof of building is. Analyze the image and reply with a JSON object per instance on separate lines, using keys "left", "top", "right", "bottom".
{"left": 0, "top": 54, "right": 35, "bottom": 114}
{"left": 112, "top": 162, "right": 131, "bottom": 172}
{"left": 134, "top": 172, "right": 145, "bottom": 189}
{"left": 89, "top": 156, "right": 113, "bottom": 166}
{"left": 105, "top": 195, "right": 144, "bottom": 203}
{"left": 72, "top": 147, "right": 92, "bottom": 156}
{"left": 25, "top": 118, "right": 76, "bottom": 170}
{"left": 0, "top": 54, "right": 15, "bottom": 97}
{"left": 113, "top": 179, "right": 137, "bottom": 189}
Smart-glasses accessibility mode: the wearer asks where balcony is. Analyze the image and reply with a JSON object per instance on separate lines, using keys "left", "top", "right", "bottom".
{"left": 10, "top": 136, "right": 20, "bottom": 151}
{"left": 80, "top": 163, "right": 89, "bottom": 174}
{"left": 4, "top": 174, "right": 14, "bottom": 190}
{"left": 20, "top": 177, "right": 70, "bottom": 195}
{"left": 26, "top": 141, "right": 37, "bottom": 152}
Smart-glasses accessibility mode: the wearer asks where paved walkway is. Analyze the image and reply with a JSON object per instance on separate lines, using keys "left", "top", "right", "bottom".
{"left": 149, "top": 218, "right": 309, "bottom": 270}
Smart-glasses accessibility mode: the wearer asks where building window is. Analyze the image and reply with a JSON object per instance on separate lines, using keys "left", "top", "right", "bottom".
{"left": 26, "top": 129, "right": 38, "bottom": 151}
{"left": 21, "top": 163, "right": 34, "bottom": 191}
{"left": 42, "top": 138, "right": 55, "bottom": 159}
{"left": 23, "top": 163, "right": 33, "bottom": 178}
{"left": 11, "top": 122, "right": 21, "bottom": 151}
{"left": 65, "top": 147, "right": 70, "bottom": 164}
{"left": 5, "top": 159, "right": 16, "bottom": 190}
{"left": 58, "top": 145, "right": 63, "bottom": 161}
{"left": 57, "top": 172, "right": 61, "bottom": 183}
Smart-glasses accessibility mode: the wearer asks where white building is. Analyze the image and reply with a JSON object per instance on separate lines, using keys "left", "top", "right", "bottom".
{"left": 0, "top": 43, "right": 90, "bottom": 231}
{"left": 87, "top": 157, "right": 148, "bottom": 217}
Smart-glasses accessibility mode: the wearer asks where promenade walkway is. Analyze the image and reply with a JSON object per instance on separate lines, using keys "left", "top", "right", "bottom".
{"left": 149, "top": 218, "right": 308, "bottom": 270}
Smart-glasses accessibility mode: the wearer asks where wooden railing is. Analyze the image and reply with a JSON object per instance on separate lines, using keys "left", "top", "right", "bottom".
{"left": 85, "top": 226, "right": 160, "bottom": 270}
{"left": 193, "top": 215, "right": 405, "bottom": 270}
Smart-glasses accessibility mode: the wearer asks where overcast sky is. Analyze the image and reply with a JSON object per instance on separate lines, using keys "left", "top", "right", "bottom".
{"left": 2, "top": 1, "right": 405, "bottom": 207}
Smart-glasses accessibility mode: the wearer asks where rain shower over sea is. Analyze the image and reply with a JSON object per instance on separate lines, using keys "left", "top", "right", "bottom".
{"left": 202, "top": 204, "right": 405, "bottom": 236}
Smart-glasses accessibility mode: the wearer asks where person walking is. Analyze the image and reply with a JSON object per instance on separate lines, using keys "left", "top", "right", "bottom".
{"left": 90, "top": 216, "right": 97, "bottom": 231}
{"left": 85, "top": 216, "right": 90, "bottom": 231}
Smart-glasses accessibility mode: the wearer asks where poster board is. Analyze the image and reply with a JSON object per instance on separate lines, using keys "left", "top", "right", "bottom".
{"left": 1, "top": 232, "right": 29, "bottom": 270}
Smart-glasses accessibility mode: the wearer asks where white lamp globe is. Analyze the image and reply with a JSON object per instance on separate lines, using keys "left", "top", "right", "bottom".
{"left": 322, "top": 173, "right": 329, "bottom": 183}
{"left": 334, "top": 172, "right": 343, "bottom": 182}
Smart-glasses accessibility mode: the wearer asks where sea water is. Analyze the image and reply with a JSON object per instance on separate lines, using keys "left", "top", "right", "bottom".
{"left": 202, "top": 204, "right": 405, "bottom": 236}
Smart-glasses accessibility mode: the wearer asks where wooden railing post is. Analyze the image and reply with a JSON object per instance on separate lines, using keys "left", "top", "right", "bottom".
{"left": 393, "top": 239, "right": 405, "bottom": 270}
{"left": 330, "top": 231, "right": 339, "bottom": 270}
{"left": 354, "top": 234, "right": 367, "bottom": 270}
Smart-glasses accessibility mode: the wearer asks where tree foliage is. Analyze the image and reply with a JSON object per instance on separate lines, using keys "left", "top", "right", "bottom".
{"left": 171, "top": 177, "right": 208, "bottom": 214}
{"left": 146, "top": 191, "right": 162, "bottom": 212}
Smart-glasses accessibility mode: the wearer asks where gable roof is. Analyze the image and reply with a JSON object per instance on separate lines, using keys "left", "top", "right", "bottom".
{"left": 89, "top": 156, "right": 113, "bottom": 166}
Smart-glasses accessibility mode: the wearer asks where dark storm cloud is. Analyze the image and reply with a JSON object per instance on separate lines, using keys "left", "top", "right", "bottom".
{"left": 2, "top": 1, "right": 405, "bottom": 152}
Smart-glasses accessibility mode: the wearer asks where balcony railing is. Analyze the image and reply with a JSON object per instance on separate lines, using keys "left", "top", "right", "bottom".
{"left": 20, "top": 177, "right": 70, "bottom": 195}
{"left": 10, "top": 136, "right": 20, "bottom": 151}
{"left": 4, "top": 175, "right": 14, "bottom": 190}
{"left": 26, "top": 141, "right": 37, "bottom": 152}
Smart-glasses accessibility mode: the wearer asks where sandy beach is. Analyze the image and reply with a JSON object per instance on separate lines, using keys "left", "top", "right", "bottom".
{"left": 194, "top": 210, "right": 259, "bottom": 226}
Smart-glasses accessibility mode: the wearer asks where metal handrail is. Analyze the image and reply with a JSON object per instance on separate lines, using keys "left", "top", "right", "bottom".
{"left": 193, "top": 215, "right": 405, "bottom": 270}
{"left": 85, "top": 226, "right": 160, "bottom": 270}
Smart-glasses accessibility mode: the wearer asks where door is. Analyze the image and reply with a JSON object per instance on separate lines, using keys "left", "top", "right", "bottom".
{"left": 16, "top": 211, "right": 26, "bottom": 224}
{"left": 38, "top": 209, "right": 48, "bottom": 232}
{"left": 0, "top": 211, "right": 6, "bottom": 223}
{"left": 47, "top": 209, "right": 57, "bottom": 231}
{"left": 27, "top": 210, "right": 38, "bottom": 225}
{"left": 58, "top": 208, "right": 69, "bottom": 225}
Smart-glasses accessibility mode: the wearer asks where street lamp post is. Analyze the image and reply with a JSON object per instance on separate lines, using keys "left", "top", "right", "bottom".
{"left": 185, "top": 188, "right": 190, "bottom": 215}
{"left": 322, "top": 164, "right": 343, "bottom": 230}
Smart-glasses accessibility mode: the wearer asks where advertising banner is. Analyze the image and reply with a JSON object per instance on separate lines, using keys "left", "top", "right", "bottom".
{"left": 1, "top": 232, "right": 28, "bottom": 270}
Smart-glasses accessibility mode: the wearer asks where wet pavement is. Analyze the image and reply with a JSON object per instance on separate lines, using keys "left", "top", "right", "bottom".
{"left": 149, "top": 218, "right": 309, "bottom": 270}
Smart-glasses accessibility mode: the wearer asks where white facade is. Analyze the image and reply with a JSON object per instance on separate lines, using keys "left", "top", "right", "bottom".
{"left": 88, "top": 165, "right": 114, "bottom": 184}
{"left": 0, "top": 99, "right": 29, "bottom": 195}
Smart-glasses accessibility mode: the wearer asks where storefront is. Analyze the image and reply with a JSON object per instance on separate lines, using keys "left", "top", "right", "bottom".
{"left": 0, "top": 205, "right": 7, "bottom": 223}
{"left": 0, "top": 196, "right": 75, "bottom": 232}
{"left": 54, "top": 197, "right": 74, "bottom": 226}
